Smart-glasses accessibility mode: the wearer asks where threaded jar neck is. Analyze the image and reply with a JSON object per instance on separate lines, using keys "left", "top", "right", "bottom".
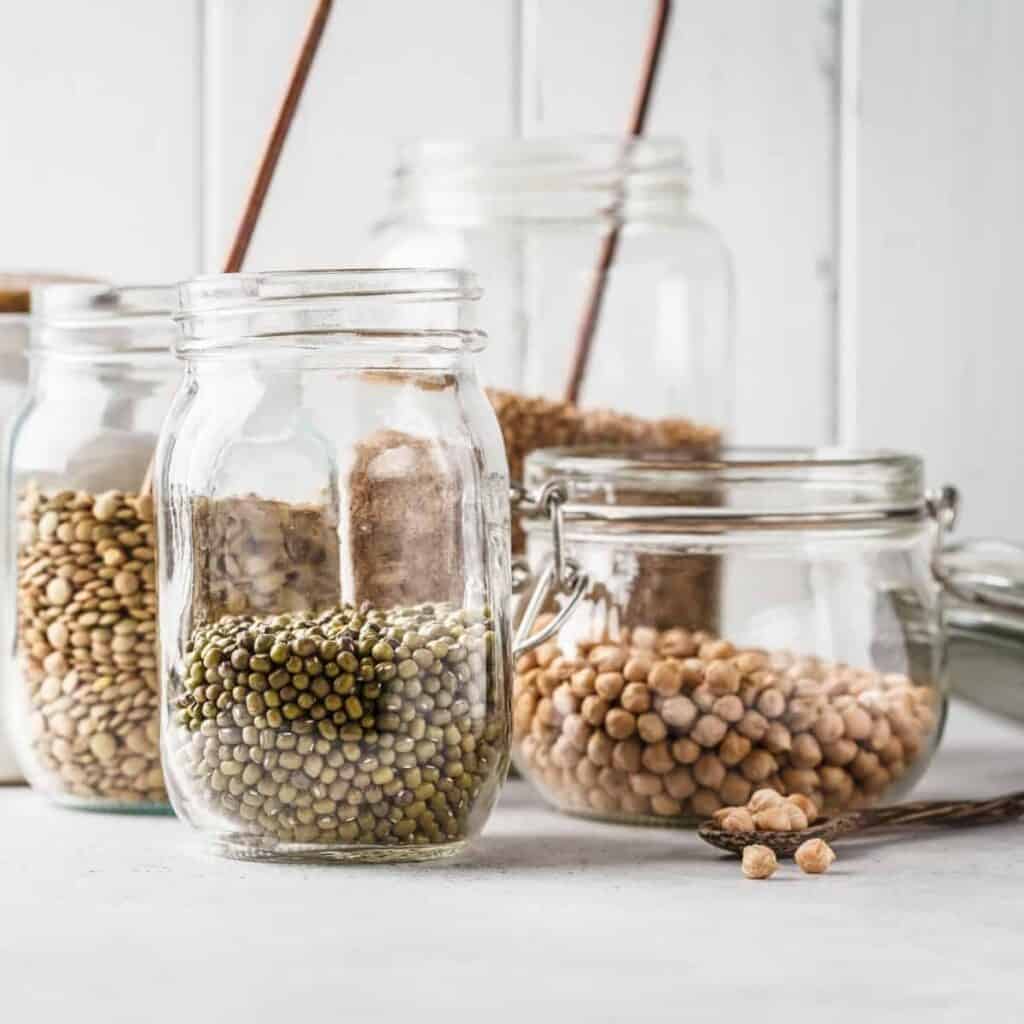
{"left": 174, "top": 268, "right": 486, "bottom": 358}
{"left": 31, "top": 284, "right": 178, "bottom": 360}
{"left": 384, "top": 137, "right": 691, "bottom": 226}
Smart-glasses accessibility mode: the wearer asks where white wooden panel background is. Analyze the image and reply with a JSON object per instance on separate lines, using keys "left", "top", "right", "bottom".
{"left": 0, "top": 0, "right": 1020, "bottom": 539}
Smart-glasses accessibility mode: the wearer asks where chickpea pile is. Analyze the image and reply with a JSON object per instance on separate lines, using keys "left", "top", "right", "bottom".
{"left": 713, "top": 788, "right": 820, "bottom": 832}
{"left": 513, "top": 624, "right": 939, "bottom": 823}
{"left": 15, "top": 485, "right": 165, "bottom": 806}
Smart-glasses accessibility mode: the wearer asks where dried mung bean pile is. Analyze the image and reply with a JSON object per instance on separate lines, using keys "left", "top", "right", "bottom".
{"left": 513, "top": 624, "right": 939, "bottom": 823}
{"left": 15, "top": 484, "right": 165, "bottom": 805}
{"left": 170, "top": 602, "right": 506, "bottom": 848}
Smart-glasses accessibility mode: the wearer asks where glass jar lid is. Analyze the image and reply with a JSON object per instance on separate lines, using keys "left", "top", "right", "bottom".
{"left": 524, "top": 446, "right": 927, "bottom": 532}
{"left": 32, "top": 283, "right": 178, "bottom": 355}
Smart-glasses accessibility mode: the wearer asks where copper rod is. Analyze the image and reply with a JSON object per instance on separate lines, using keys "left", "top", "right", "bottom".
{"left": 223, "top": 0, "right": 335, "bottom": 272}
{"left": 563, "top": 0, "right": 672, "bottom": 405}
{"left": 139, "top": 0, "right": 334, "bottom": 499}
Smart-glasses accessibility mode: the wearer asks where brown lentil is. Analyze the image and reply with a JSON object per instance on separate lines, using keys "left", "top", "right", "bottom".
{"left": 14, "top": 485, "right": 165, "bottom": 806}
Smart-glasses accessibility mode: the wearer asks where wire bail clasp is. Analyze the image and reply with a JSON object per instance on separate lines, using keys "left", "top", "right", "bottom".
{"left": 509, "top": 480, "right": 589, "bottom": 656}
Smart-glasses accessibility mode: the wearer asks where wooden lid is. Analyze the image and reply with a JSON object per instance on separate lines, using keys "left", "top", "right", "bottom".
{"left": 0, "top": 272, "right": 98, "bottom": 315}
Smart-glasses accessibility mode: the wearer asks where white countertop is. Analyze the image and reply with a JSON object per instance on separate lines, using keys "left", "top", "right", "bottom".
{"left": 1, "top": 699, "right": 1022, "bottom": 1023}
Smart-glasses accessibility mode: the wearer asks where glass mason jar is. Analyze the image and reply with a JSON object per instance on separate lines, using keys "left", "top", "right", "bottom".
{"left": 512, "top": 448, "right": 954, "bottom": 826}
{"left": 0, "top": 273, "right": 93, "bottom": 782}
{"left": 6, "top": 284, "right": 178, "bottom": 810}
{"left": 371, "top": 137, "right": 733, "bottom": 466}
{"left": 157, "top": 269, "right": 577, "bottom": 863}
{"left": 0, "top": 282, "right": 32, "bottom": 781}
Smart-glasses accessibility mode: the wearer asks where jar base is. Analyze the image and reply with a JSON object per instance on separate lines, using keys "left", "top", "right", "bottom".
{"left": 49, "top": 793, "right": 172, "bottom": 815}
{"left": 211, "top": 833, "right": 468, "bottom": 865}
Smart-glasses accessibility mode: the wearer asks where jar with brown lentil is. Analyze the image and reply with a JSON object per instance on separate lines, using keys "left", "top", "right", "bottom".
{"left": 5, "top": 284, "right": 179, "bottom": 810}
{"left": 157, "top": 269, "right": 575, "bottom": 862}
{"left": 513, "top": 448, "right": 952, "bottom": 825}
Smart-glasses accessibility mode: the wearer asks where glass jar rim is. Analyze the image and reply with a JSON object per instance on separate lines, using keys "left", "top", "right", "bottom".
{"left": 387, "top": 136, "right": 690, "bottom": 226}
{"left": 396, "top": 136, "right": 688, "bottom": 176}
{"left": 31, "top": 283, "right": 178, "bottom": 356}
{"left": 524, "top": 446, "right": 927, "bottom": 525}
{"left": 175, "top": 268, "right": 485, "bottom": 356}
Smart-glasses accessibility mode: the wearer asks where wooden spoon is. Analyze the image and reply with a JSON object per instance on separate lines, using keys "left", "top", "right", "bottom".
{"left": 698, "top": 791, "right": 1024, "bottom": 858}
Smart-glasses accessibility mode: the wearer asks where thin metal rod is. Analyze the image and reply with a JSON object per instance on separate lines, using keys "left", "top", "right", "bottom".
{"left": 563, "top": 0, "right": 673, "bottom": 405}
{"left": 138, "top": 0, "right": 335, "bottom": 499}
{"left": 223, "top": 0, "right": 335, "bottom": 273}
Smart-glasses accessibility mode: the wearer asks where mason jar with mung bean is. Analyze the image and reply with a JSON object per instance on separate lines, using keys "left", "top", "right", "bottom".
{"left": 156, "top": 269, "right": 579, "bottom": 863}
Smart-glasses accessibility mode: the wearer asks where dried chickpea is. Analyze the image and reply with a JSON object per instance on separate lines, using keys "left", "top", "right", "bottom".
{"left": 670, "top": 737, "right": 701, "bottom": 765}
{"left": 691, "top": 714, "right": 728, "bottom": 748}
{"left": 630, "top": 772, "right": 663, "bottom": 797}
{"left": 718, "top": 729, "right": 752, "bottom": 767}
{"left": 611, "top": 739, "right": 642, "bottom": 773}
{"left": 651, "top": 793, "right": 682, "bottom": 817}
{"left": 647, "top": 660, "right": 683, "bottom": 697}
{"left": 595, "top": 672, "right": 625, "bottom": 701}
{"left": 640, "top": 741, "right": 675, "bottom": 776}
{"left": 740, "top": 750, "right": 778, "bottom": 783}
{"left": 786, "top": 793, "right": 819, "bottom": 823}
{"left": 586, "top": 729, "right": 614, "bottom": 766}
{"left": 763, "top": 721, "right": 792, "bottom": 754}
{"left": 690, "top": 788, "right": 723, "bottom": 817}
{"left": 597, "top": 766, "right": 628, "bottom": 796}
{"left": 712, "top": 694, "right": 744, "bottom": 723}
{"left": 693, "top": 753, "right": 726, "bottom": 790}
{"left": 795, "top": 838, "right": 836, "bottom": 874}
{"left": 636, "top": 712, "right": 668, "bottom": 744}
{"left": 664, "top": 766, "right": 697, "bottom": 801}
{"left": 660, "top": 695, "right": 697, "bottom": 732}
{"left": 576, "top": 758, "right": 600, "bottom": 786}
{"left": 604, "top": 708, "right": 636, "bottom": 740}
{"left": 569, "top": 667, "right": 597, "bottom": 698}
{"left": 624, "top": 654, "right": 653, "bottom": 682}
{"left": 737, "top": 709, "right": 769, "bottom": 742}
{"left": 705, "top": 660, "right": 740, "bottom": 696}
{"left": 581, "top": 694, "right": 610, "bottom": 727}
{"left": 747, "top": 788, "right": 786, "bottom": 813}
{"left": 718, "top": 772, "right": 753, "bottom": 807}
{"left": 741, "top": 844, "right": 778, "bottom": 880}
{"left": 721, "top": 807, "right": 755, "bottom": 833}
{"left": 680, "top": 658, "right": 705, "bottom": 687}
{"left": 752, "top": 805, "right": 792, "bottom": 832}
{"left": 620, "top": 682, "right": 651, "bottom": 714}
{"left": 790, "top": 732, "right": 823, "bottom": 768}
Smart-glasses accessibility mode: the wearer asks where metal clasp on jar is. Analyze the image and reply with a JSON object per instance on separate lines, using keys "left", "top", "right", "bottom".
{"left": 510, "top": 480, "right": 589, "bottom": 656}
{"left": 928, "top": 485, "right": 1024, "bottom": 614}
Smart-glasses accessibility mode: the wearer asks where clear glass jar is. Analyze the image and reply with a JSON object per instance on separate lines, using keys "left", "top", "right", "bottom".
{"left": 6, "top": 284, "right": 178, "bottom": 810}
{"left": 157, "top": 269, "right": 575, "bottom": 863}
{"left": 512, "top": 448, "right": 951, "bottom": 826}
{"left": 0, "top": 287, "right": 31, "bottom": 781}
{"left": 371, "top": 137, "right": 732, "bottom": 468}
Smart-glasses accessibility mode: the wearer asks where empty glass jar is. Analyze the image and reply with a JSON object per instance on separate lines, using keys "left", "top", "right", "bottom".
{"left": 6, "top": 284, "right": 178, "bottom": 809}
{"left": 157, "top": 269, "right": 577, "bottom": 862}
{"left": 372, "top": 138, "right": 732, "bottom": 503}
{"left": 512, "top": 447, "right": 952, "bottom": 825}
